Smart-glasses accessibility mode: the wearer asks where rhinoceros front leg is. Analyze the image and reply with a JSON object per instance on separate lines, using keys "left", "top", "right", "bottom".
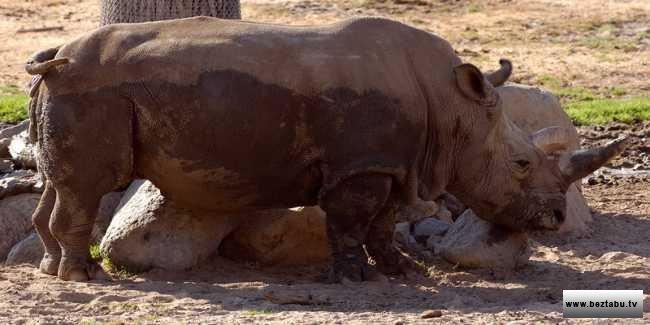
{"left": 32, "top": 181, "right": 61, "bottom": 275}
{"left": 319, "top": 174, "right": 392, "bottom": 283}
{"left": 366, "top": 202, "right": 421, "bottom": 278}
{"left": 49, "top": 188, "right": 103, "bottom": 281}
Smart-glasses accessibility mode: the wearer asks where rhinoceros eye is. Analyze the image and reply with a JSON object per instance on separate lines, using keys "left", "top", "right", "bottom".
{"left": 515, "top": 159, "right": 530, "bottom": 170}
{"left": 513, "top": 159, "right": 531, "bottom": 179}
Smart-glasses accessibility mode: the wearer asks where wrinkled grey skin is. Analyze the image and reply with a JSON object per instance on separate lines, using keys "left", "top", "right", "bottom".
{"left": 25, "top": 17, "right": 625, "bottom": 282}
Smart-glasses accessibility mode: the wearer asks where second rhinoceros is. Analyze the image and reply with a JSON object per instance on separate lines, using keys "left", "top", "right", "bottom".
{"left": 25, "top": 17, "right": 624, "bottom": 282}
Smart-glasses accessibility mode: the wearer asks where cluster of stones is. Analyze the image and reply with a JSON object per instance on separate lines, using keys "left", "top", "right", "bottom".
{"left": 0, "top": 121, "right": 47, "bottom": 265}
{"left": 394, "top": 196, "right": 531, "bottom": 269}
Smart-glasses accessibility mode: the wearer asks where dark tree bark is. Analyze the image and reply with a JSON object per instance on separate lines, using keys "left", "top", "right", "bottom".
{"left": 100, "top": 0, "right": 241, "bottom": 25}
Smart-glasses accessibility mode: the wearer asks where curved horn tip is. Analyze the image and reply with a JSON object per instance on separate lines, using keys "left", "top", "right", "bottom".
{"left": 485, "top": 58, "right": 513, "bottom": 87}
{"left": 607, "top": 136, "right": 629, "bottom": 153}
{"left": 561, "top": 135, "right": 629, "bottom": 183}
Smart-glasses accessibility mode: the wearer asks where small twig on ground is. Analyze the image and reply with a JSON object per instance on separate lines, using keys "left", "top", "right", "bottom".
{"left": 16, "top": 26, "right": 64, "bottom": 33}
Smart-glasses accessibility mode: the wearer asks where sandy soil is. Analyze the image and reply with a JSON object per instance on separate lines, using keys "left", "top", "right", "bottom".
{"left": 1, "top": 0, "right": 649, "bottom": 98}
{"left": 0, "top": 180, "right": 648, "bottom": 324}
{"left": 0, "top": 0, "right": 648, "bottom": 323}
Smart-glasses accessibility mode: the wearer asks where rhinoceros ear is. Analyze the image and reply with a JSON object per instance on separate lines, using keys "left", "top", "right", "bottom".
{"left": 454, "top": 63, "right": 498, "bottom": 106}
{"left": 485, "top": 59, "right": 512, "bottom": 87}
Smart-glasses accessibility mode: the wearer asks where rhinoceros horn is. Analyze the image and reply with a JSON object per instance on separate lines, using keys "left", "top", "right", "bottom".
{"left": 561, "top": 137, "right": 628, "bottom": 183}
{"left": 485, "top": 59, "right": 512, "bottom": 87}
{"left": 531, "top": 126, "right": 570, "bottom": 154}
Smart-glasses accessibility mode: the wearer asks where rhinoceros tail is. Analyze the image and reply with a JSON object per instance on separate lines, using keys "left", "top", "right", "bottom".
{"left": 25, "top": 46, "right": 69, "bottom": 144}
{"left": 25, "top": 46, "right": 69, "bottom": 75}
{"left": 27, "top": 77, "right": 40, "bottom": 144}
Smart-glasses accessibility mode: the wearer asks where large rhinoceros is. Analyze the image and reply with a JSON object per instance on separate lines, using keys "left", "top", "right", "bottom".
{"left": 25, "top": 17, "right": 625, "bottom": 282}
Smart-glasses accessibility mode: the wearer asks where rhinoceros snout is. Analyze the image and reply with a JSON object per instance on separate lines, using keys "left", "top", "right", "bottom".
{"left": 535, "top": 200, "right": 566, "bottom": 231}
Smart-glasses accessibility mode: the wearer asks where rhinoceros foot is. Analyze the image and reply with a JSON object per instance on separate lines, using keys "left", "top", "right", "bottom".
{"left": 57, "top": 256, "right": 99, "bottom": 281}
{"left": 368, "top": 240, "right": 422, "bottom": 280}
{"left": 327, "top": 255, "right": 382, "bottom": 283}
{"left": 378, "top": 252, "right": 422, "bottom": 280}
{"left": 39, "top": 252, "right": 60, "bottom": 275}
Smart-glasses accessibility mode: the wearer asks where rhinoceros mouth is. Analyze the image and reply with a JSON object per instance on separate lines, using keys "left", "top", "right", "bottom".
{"left": 480, "top": 194, "right": 566, "bottom": 232}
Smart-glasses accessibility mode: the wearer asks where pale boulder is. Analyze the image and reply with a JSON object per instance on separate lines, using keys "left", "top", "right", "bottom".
{"left": 220, "top": 206, "right": 330, "bottom": 266}
{"left": 100, "top": 180, "right": 238, "bottom": 271}
{"left": 0, "top": 169, "right": 43, "bottom": 200}
{"left": 8, "top": 130, "right": 37, "bottom": 170}
{"left": 559, "top": 184, "right": 592, "bottom": 234}
{"left": 434, "top": 204, "right": 453, "bottom": 224}
{"left": 90, "top": 191, "right": 124, "bottom": 244}
{"left": 396, "top": 199, "right": 438, "bottom": 223}
{"left": 437, "top": 193, "right": 465, "bottom": 221}
{"left": 413, "top": 217, "right": 449, "bottom": 240}
{"left": 438, "top": 210, "right": 531, "bottom": 269}
{"left": 0, "top": 193, "right": 41, "bottom": 261}
{"left": 0, "top": 121, "right": 28, "bottom": 158}
{"left": 5, "top": 231, "right": 43, "bottom": 265}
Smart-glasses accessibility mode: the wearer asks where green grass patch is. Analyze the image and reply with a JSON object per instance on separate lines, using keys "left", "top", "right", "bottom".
{"left": 89, "top": 244, "right": 101, "bottom": 260}
{"left": 243, "top": 309, "right": 274, "bottom": 316}
{"left": 579, "top": 35, "right": 638, "bottom": 52}
{"left": 609, "top": 87, "right": 627, "bottom": 97}
{"left": 539, "top": 75, "right": 597, "bottom": 102}
{"left": 565, "top": 97, "right": 650, "bottom": 125}
{"left": 538, "top": 75, "right": 650, "bottom": 125}
{"left": 467, "top": 2, "right": 482, "bottom": 13}
{"left": 0, "top": 86, "right": 28, "bottom": 124}
{"left": 101, "top": 257, "right": 137, "bottom": 279}
{"left": 89, "top": 243, "right": 138, "bottom": 278}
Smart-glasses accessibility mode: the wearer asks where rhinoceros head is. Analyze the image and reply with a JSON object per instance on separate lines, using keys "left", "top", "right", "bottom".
{"left": 446, "top": 60, "right": 626, "bottom": 231}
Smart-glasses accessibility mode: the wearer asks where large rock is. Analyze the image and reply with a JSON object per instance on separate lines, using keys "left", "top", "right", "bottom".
{"left": 0, "top": 169, "right": 43, "bottom": 200}
{"left": 100, "top": 180, "right": 238, "bottom": 271}
{"left": 0, "top": 159, "right": 14, "bottom": 174}
{"left": 220, "top": 207, "right": 330, "bottom": 266}
{"left": 499, "top": 83, "right": 580, "bottom": 150}
{"left": 8, "top": 130, "right": 37, "bottom": 170}
{"left": 434, "top": 204, "right": 453, "bottom": 224}
{"left": 438, "top": 210, "right": 531, "bottom": 269}
{"left": 0, "top": 193, "right": 41, "bottom": 261}
{"left": 0, "top": 121, "right": 28, "bottom": 158}
{"left": 437, "top": 193, "right": 465, "bottom": 221}
{"left": 5, "top": 231, "right": 43, "bottom": 265}
{"left": 560, "top": 184, "right": 593, "bottom": 234}
{"left": 413, "top": 217, "right": 449, "bottom": 241}
{"left": 90, "top": 191, "right": 124, "bottom": 244}
{"left": 396, "top": 199, "right": 438, "bottom": 223}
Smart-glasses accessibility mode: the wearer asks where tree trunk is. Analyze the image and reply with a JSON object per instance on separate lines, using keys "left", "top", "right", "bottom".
{"left": 100, "top": 0, "right": 241, "bottom": 25}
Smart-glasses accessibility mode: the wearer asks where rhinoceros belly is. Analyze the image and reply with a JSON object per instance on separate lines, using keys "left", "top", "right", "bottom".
{"left": 131, "top": 70, "right": 327, "bottom": 212}
{"left": 130, "top": 69, "right": 423, "bottom": 212}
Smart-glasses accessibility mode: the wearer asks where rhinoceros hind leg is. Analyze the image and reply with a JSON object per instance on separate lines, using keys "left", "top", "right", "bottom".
{"left": 319, "top": 174, "right": 392, "bottom": 283}
{"left": 366, "top": 203, "right": 421, "bottom": 278}
{"left": 49, "top": 188, "right": 105, "bottom": 281}
{"left": 32, "top": 181, "right": 61, "bottom": 275}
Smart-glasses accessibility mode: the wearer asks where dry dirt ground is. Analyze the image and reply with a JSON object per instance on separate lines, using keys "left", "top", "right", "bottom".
{"left": 0, "top": 0, "right": 649, "bottom": 324}
{"left": 1, "top": 181, "right": 648, "bottom": 324}
{"left": 1, "top": 0, "right": 650, "bottom": 97}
